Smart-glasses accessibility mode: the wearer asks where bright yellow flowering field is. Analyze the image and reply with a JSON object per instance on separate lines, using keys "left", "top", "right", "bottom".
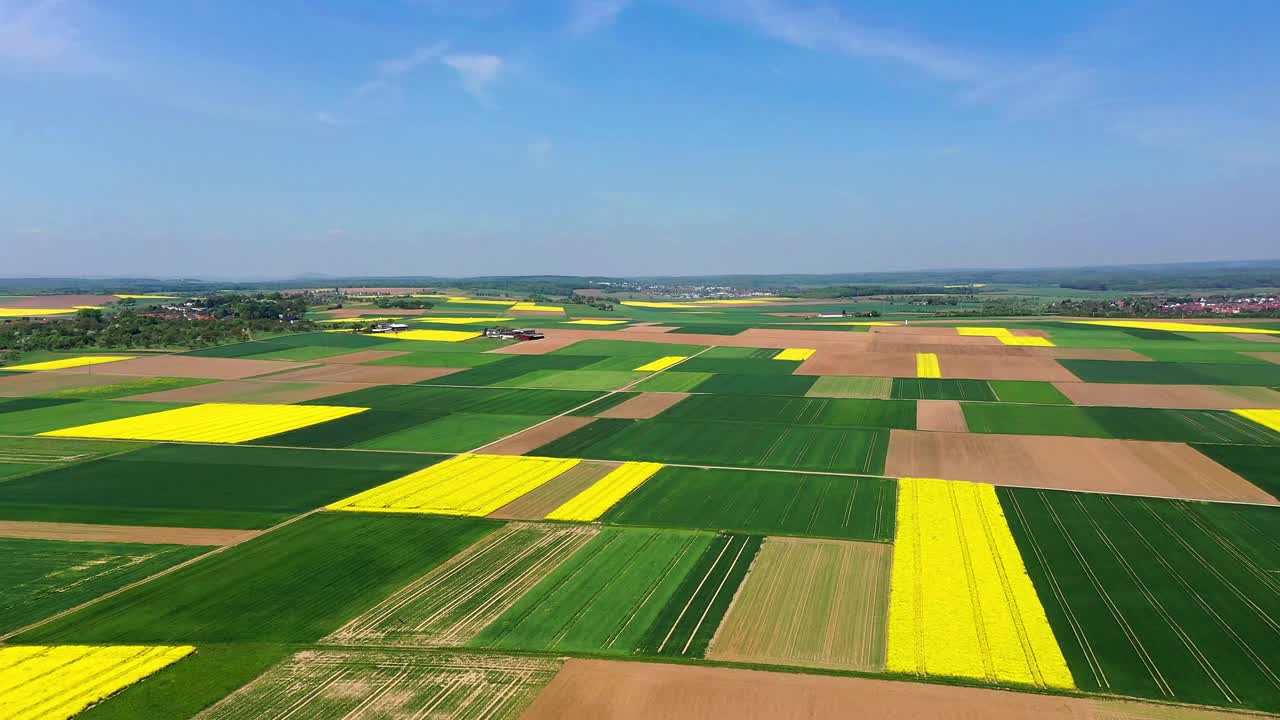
{"left": 634, "top": 356, "right": 688, "bottom": 372}
{"left": 955, "top": 327, "right": 1056, "bottom": 347}
{"left": 1234, "top": 409, "right": 1280, "bottom": 433}
{"left": 563, "top": 319, "right": 629, "bottom": 325}
{"left": 886, "top": 477, "right": 1074, "bottom": 689}
{"left": 545, "top": 462, "right": 663, "bottom": 521}
{"left": 446, "top": 297, "right": 516, "bottom": 306}
{"left": 1068, "top": 319, "right": 1280, "bottom": 335}
{"left": 915, "top": 353, "right": 942, "bottom": 378}
{"left": 510, "top": 302, "right": 564, "bottom": 313}
{"left": 40, "top": 403, "right": 367, "bottom": 443}
{"left": 5, "top": 356, "right": 135, "bottom": 372}
{"left": 774, "top": 348, "right": 815, "bottom": 361}
{"left": 389, "top": 329, "right": 482, "bottom": 342}
{"left": 416, "top": 316, "right": 514, "bottom": 325}
{"left": 0, "top": 645, "right": 193, "bottom": 720}
{"left": 327, "top": 453, "right": 580, "bottom": 516}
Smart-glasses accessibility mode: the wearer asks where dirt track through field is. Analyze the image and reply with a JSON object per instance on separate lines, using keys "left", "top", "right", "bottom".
{"left": 476, "top": 416, "right": 598, "bottom": 455}
{"left": 0, "top": 372, "right": 128, "bottom": 397}
{"left": 1053, "top": 382, "right": 1280, "bottom": 410}
{"left": 0, "top": 520, "right": 257, "bottom": 545}
{"left": 259, "top": 363, "right": 463, "bottom": 384}
{"left": 885, "top": 430, "right": 1278, "bottom": 505}
{"left": 915, "top": 400, "right": 969, "bottom": 432}
{"left": 320, "top": 349, "right": 411, "bottom": 363}
{"left": 124, "top": 379, "right": 376, "bottom": 404}
{"left": 597, "top": 392, "right": 690, "bottom": 419}
{"left": 62, "top": 355, "right": 315, "bottom": 379}
{"left": 488, "top": 462, "right": 620, "bottom": 520}
{"left": 708, "top": 537, "right": 891, "bottom": 672}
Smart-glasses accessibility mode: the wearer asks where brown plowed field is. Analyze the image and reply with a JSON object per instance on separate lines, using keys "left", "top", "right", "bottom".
{"left": 1242, "top": 351, "right": 1280, "bottom": 364}
{"left": 870, "top": 342, "right": 1032, "bottom": 357}
{"left": 258, "top": 363, "right": 461, "bottom": 384}
{"left": 0, "top": 520, "right": 256, "bottom": 545}
{"left": 475, "top": 416, "right": 598, "bottom": 455}
{"left": 1230, "top": 333, "right": 1280, "bottom": 343}
{"left": 487, "top": 461, "right": 620, "bottom": 519}
{"left": 0, "top": 372, "right": 127, "bottom": 397}
{"left": 932, "top": 355, "right": 1079, "bottom": 381}
{"left": 124, "top": 379, "right": 375, "bottom": 404}
{"left": 489, "top": 336, "right": 586, "bottom": 354}
{"left": 867, "top": 334, "right": 1003, "bottom": 347}
{"left": 597, "top": 392, "right": 690, "bottom": 419}
{"left": 795, "top": 352, "right": 918, "bottom": 377}
{"left": 869, "top": 326, "right": 959, "bottom": 335}
{"left": 708, "top": 538, "right": 891, "bottom": 672}
{"left": 57, "top": 355, "right": 314, "bottom": 379}
{"left": 0, "top": 294, "right": 120, "bottom": 309}
{"left": 885, "top": 430, "right": 1278, "bottom": 505}
{"left": 916, "top": 400, "right": 969, "bottom": 432}
{"left": 1041, "top": 348, "right": 1152, "bottom": 361}
{"left": 320, "top": 349, "right": 410, "bottom": 363}
{"left": 1053, "top": 382, "right": 1280, "bottom": 410}
{"left": 519, "top": 659, "right": 1103, "bottom": 719}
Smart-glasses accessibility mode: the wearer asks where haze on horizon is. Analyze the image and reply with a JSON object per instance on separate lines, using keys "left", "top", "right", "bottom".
{"left": 2, "top": 0, "right": 1278, "bottom": 279}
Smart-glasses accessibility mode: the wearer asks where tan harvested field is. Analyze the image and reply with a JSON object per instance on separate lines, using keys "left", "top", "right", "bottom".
{"left": 869, "top": 334, "right": 1003, "bottom": 348}
{"left": 931, "top": 355, "right": 1079, "bottom": 381}
{"left": 0, "top": 520, "right": 257, "bottom": 545}
{"left": 259, "top": 363, "right": 462, "bottom": 384}
{"left": 124, "top": 379, "right": 375, "bottom": 404}
{"left": 488, "top": 461, "right": 620, "bottom": 520}
{"left": 60, "top": 355, "right": 314, "bottom": 379}
{"left": 597, "top": 392, "right": 690, "bottom": 419}
{"left": 869, "top": 326, "right": 960, "bottom": 335}
{"left": 708, "top": 537, "right": 891, "bottom": 672}
{"left": 1242, "top": 351, "right": 1280, "bottom": 364}
{"left": 869, "top": 342, "right": 1031, "bottom": 356}
{"left": 318, "top": 307, "right": 431, "bottom": 318}
{"left": 0, "top": 294, "right": 120, "bottom": 308}
{"left": 795, "top": 352, "right": 918, "bottom": 378}
{"left": 1042, "top": 348, "right": 1152, "bottom": 361}
{"left": 0, "top": 372, "right": 127, "bottom": 397}
{"left": 320, "top": 349, "right": 410, "bottom": 363}
{"left": 916, "top": 399, "right": 969, "bottom": 432}
{"left": 885, "top": 430, "right": 1279, "bottom": 505}
{"left": 520, "top": 659, "right": 1117, "bottom": 720}
{"left": 488, "top": 336, "right": 585, "bottom": 354}
{"left": 1053, "top": 382, "right": 1280, "bottom": 410}
{"left": 1230, "top": 333, "right": 1280, "bottom": 343}
{"left": 1083, "top": 699, "right": 1276, "bottom": 720}
{"left": 476, "top": 416, "right": 598, "bottom": 455}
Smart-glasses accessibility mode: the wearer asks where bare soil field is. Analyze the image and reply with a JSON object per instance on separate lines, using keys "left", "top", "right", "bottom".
{"left": 261, "top": 363, "right": 462, "bottom": 384}
{"left": 487, "top": 461, "right": 620, "bottom": 520}
{"left": 1053, "top": 382, "right": 1280, "bottom": 410}
{"left": 916, "top": 400, "right": 969, "bottom": 432}
{"left": 870, "top": 342, "right": 1031, "bottom": 356}
{"left": 124, "top": 379, "right": 375, "bottom": 404}
{"left": 321, "top": 349, "right": 411, "bottom": 363}
{"left": 1230, "top": 333, "right": 1280, "bottom": 343}
{"left": 0, "top": 520, "right": 257, "bottom": 545}
{"left": 0, "top": 372, "right": 127, "bottom": 397}
{"left": 1242, "top": 351, "right": 1280, "bottom": 364}
{"left": 0, "top": 294, "right": 120, "bottom": 308}
{"left": 708, "top": 537, "right": 891, "bottom": 672}
{"left": 868, "top": 334, "right": 1003, "bottom": 348}
{"left": 520, "top": 659, "right": 1104, "bottom": 720}
{"left": 318, "top": 307, "right": 433, "bottom": 318}
{"left": 59, "top": 355, "right": 316, "bottom": 380}
{"left": 932, "top": 355, "right": 1079, "bottom": 382}
{"left": 1041, "top": 348, "right": 1152, "bottom": 361}
{"left": 597, "top": 392, "right": 690, "bottom": 419}
{"left": 885, "top": 430, "right": 1278, "bottom": 505}
{"left": 476, "top": 416, "right": 598, "bottom": 455}
{"left": 489, "top": 337, "right": 586, "bottom": 355}
{"left": 795, "top": 352, "right": 918, "bottom": 377}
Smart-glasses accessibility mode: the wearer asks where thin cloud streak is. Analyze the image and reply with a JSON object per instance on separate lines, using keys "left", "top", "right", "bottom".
{"left": 443, "top": 53, "right": 503, "bottom": 103}
{"left": 568, "top": 0, "right": 630, "bottom": 35}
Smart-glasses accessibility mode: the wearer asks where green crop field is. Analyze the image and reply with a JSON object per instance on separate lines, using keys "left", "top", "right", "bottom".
{"left": 1060, "top": 359, "right": 1280, "bottom": 386}
{"left": 550, "top": 339, "right": 708, "bottom": 357}
{"left": 988, "top": 380, "right": 1073, "bottom": 404}
{"left": 656, "top": 394, "right": 916, "bottom": 430}
{"left": 423, "top": 354, "right": 600, "bottom": 386}
{"left": 1137, "top": 349, "right": 1272, "bottom": 364}
{"left": 889, "top": 378, "right": 996, "bottom": 401}
{"left": 566, "top": 392, "right": 639, "bottom": 416}
{"left": 17, "top": 513, "right": 497, "bottom": 644}
{"left": 0, "top": 444, "right": 440, "bottom": 529}
{"left": 534, "top": 418, "right": 890, "bottom": 474}
{"left": 638, "top": 533, "right": 762, "bottom": 658}
{"left": 306, "top": 384, "right": 600, "bottom": 415}
{"left": 1191, "top": 444, "right": 1280, "bottom": 500}
{"left": 0, "top": 537, "right": 207, "bottom": 635}
{"left": 805, "top": 376, "right": 892, "bottom": 399}
{"left": 962, "top": 403, "right": 1280, "bottom": 444}
{"left": 692, "top": 373, "right": 818, "bottom": 396}
{"left": 496, "top": 369, "right": 645, "bottom": 391}
{"left": 0, "top": 399, "right": 187, "bottom": 435}
{"left": 369, "top": 351, "right": 512, "bottom": 367}
{"left": 677, "top": 357, "right": 803, "bottom": 375}
{"left": 1000, "top": 487, "right": 1280, "bottom": 712}
{"left": 604, "top": 466, "right": 896, "bottom": 541}
{"left": 630, "top": 371, "right": 713, "bottom": 392}
{"left": 352, "top": 413, "right": 544, "bottom": 452}
{"left": 472, "top": 527, "right": 712, "bottom": 654}
{"left": 0, "top": 436, "right": 149, "bottom": 482}
{"left": 39, "top": 377, "right": 214, "bottom": 400}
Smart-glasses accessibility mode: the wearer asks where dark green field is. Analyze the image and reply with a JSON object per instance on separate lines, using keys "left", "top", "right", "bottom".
{"left": 0, "top": 537, "right": 207, "bottom": 634}
{"left": 300, "top": 384, "right": 600, "bottom": 415}
{"left": 1000, "top": 487, "right": 1280, "bottom": 712}
{"left": 1060, "top": 359, "right": 1280, "bottom": 386}
{"left": 472, "top": 527, "right": 711, "bottom": 654}
{"left": 677, "top": 357, "right": 803, "bottom": 375}
{"left": 0, "top": 399, "right": 187, "bottom": 435}
{"left": 604, "top": 466, "right": 896, "bottom": 541}
{"left": 420, "top": 354, "right": 600, "bottom": 386}
{"left": 692, "top": 373, "right": 818, "bottom": 396}
{"left": 18, "top": 513, "right": 496, "bottom": 644}
{"left": 962, "top": 403, "right": 1280, "bottom": 445}
{"left": 890, "top": 378, "right": 996, "bottom": 401}
{"left": 549, "top": 339, "right": 708, "bottom": 357}
{"left": 656, "top": 394, "right": 915, "bottom": 430}
{"left": 988, "top": 380, "right": 1073, "bottom": 404}
{"left": 534, "top": 418, "right": 889, "bottom": 474}
{"left": 1192, "top": 444, "right": 1280, "bottom": 500}
{"left": 40, "top": 377, "right": 214, "bottom": 400}
{"left": 369, "top": 351, "right": 512, "bottom": 368}
{"left": 0, "top": 444, "right": 438, "bottom": 528}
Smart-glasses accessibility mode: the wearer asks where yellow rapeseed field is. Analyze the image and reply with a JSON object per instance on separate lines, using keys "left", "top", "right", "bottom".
{"left": 621, "top": 301, "right": 701, "bottom": 309}
{"left": 389, "top": 329, "right": 482, "bottom": 342}
{"left": 545, "top": 462, "right": 663, "bottom": 521}
{"left": 0, "top": 645, "right": 193, "bottom": 720}
{"left": 1001, "top": 336, "right": 1055, "bottom": 347}
{"left": 5, "top": 356, "right": 136, "bottom": 372}
{"left": 1068, "top": 320, "right": 1280, "bottom": 335}
{"left": 774, "top": 348, "right": 815, "bottom": 361}
{"left": 316, "top": 316, "right": 404, "bottom": 324}
{"left": 916, "top": 353, "right": 942, "bottom": 378}
{"left": 113, "top": 294, "right": 179, "bottom": 299}
{"left": 446, "top": 297, "right": 516, "bottom": 306}
{"left": 887, "top": 478, "right": 1074, "bottom": 689}
{"left": 1234, "top": 409, "right": 1280, "bottom": 433}
{"left": 416, "top": 317, "right": 514, "bottom": 325}
{"left": 634, "top": 356, "right": 688, "bottom": 372}
{"left": 956, "top": 327, "right": 1056, "bottom": 347}
{"left": 40, "top": 403, "right": 367, "bottom": 443}
{"left": 563, "top": 319, "right": 629, "bottom": 325}
{"left": 0, "top": 309, "right": 82, "bottom": 317}
{"left": 327, "top": 453, "right": 580, "bottom": 516}
{"left": 510, "top": 302, "right": 564, "bottom": 313}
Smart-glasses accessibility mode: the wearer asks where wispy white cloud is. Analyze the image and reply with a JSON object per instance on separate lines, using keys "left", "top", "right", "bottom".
{"left": 443, "top": 52, "right": 503, "bottom": 102}
{"left": 568, "top": 0, "right": 630, "bottom": 35}
{"left": 0, "top": 0, "right": 75, "bottom": 64}
{"left": 357, "top": 42, "right": 448, "bottom": 96}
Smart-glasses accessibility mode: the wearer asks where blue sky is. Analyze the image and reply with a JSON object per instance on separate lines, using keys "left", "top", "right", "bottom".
{"left": 2, "top": 0, "right": 1278, "bottom": 278}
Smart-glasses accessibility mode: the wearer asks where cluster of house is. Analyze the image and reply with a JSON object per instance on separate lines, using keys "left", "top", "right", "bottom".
{"left": 369, "top": 323, "right": 544, "bottom": 341}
